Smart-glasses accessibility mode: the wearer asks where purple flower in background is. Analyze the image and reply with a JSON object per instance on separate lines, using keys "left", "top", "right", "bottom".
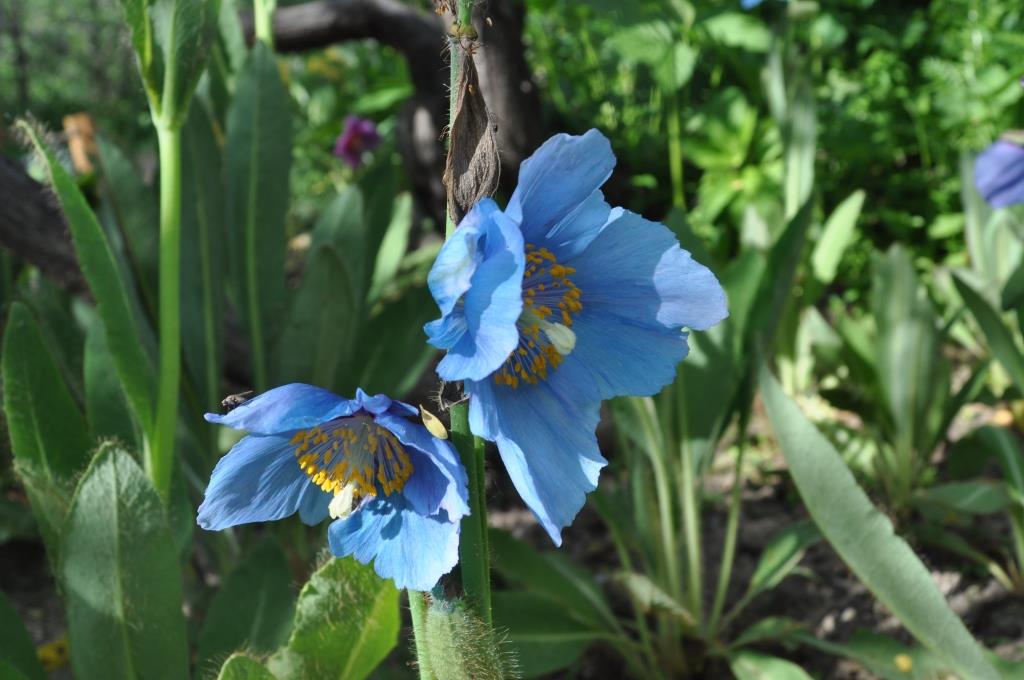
{"left": 975, "top": 136, "right": 1024, "bottom": 209}
{"left": 334, "top": 115, "right": 381, "bottom": 169}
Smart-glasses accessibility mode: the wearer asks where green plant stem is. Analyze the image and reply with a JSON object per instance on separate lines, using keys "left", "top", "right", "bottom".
{"left": 707, "top": 438, "right": 747, "bottom": 636}
{"left": 254, "top": 0, "right": 275, "bottom": 47}
{"left": 151, "top": 124, "right": 182, "bottom": 501}
{"left": 679, "top": 438, "right": 703, "bottom": 624}
{"left": 408, "top": 590, "right": 435, "bottom": 680}
{"left": 450, "top": 403, "right": 491, "bottom": 623}
{"left": 667, "top": 91, "right": 685, "bottom": 210}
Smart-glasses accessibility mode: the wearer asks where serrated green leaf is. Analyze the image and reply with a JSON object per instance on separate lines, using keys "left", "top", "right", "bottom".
{"left": 3, "top": 302, "right": 91, "bottom": 548}
{"left": 759, "top": 368, "right": 999, "bottom": 680}
{"left": 19, "top": 122, "right": 155, "bottom": 438}
{"left": 0, "top": 592, "right": 46, "bottom": 680}
{"left": 226, "top": 43, "right": 292, "bottom": 390}
{"left": 198, "top": 538, "right": 295, "bottom": 670}
{"left": 268, "top": 558, "right": 398, "bottom": 680}
{"left": 216, "top": 654, "right": 276, "bottom": 680}
{"left": 61, "top": 445, "right": 188, "bottom": 680}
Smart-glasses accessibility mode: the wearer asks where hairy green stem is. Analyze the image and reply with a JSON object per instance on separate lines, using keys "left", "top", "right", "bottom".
{"left": 151, "top": 123, "right": 183, "bottom": 501}
{"left": 408, "top": 590, "right": 435, "bottom": 680}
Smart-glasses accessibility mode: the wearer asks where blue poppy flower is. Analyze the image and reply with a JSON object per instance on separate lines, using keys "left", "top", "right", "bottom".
{"left": 198, "top": 383, "right": 469, "bottom": 591}
{"left": 424, "top": 130, "right": 728, "bottom": 544}
{"left": 975, "top": 137, "right": 1024, "bottom": 209}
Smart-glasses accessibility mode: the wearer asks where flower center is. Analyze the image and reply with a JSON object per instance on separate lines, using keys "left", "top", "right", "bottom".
{"left": 494, "top": 243, "right": 584, "bottom": 388}
{"left": 291, "top": 415, "right": 413, "bottom": 500}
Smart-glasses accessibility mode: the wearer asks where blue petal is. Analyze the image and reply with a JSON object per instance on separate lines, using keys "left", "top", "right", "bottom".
{"left": 506, "top": 130, "right": 616, "bottom": 246}
{"left": 352, "top": 388, "right": 417, "bottom": 418}
{"left": 328, "top": 496, "right": 460, "bottom": 591}
{"left": 376, "top": 413, "right": 469, "bottom": 519}
{"left": 538, "top": 192, "right": 617, "bottom": 260}
{"left": 298, "top": 482, "right": 331, "bottom": 524}
{"left": 975, "top": 140, "right": 1024, "bottom": 209}
{"left": 466, "top": 378, "right": 604, "bottom": 545}
{"left": 197, "top": 434, "right": 316, "bottom": 530}
{"left": 425, "top": 199, "right": 501, "bottom": 317}
{"left": 205, "top": 383, "right": 358, "bottom": 434}
{"left": 426, "top": 202, "right": 525, "bottom": 382}
{"left": 546, "top": 210, "right": 728, "bottom": 399}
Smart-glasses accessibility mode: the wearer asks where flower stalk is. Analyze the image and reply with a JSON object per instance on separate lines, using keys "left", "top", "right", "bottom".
{"left": 151, "top": 122, "right": 183, "bottom": 500}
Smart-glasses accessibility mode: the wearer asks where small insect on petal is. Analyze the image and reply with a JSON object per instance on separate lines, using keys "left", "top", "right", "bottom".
{"left": 420, "top": 405, "right": 448, "bottom": 440}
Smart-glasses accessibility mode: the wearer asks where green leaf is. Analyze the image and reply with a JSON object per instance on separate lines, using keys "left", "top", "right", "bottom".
{"left": 702, "top": 13, "right": 772, "bottom": 52}
{"left": 349, "top": 285, "right": 439, "bottom": 397}
{"left": 198, "top": 538, "right": 295, "bottom": 670}
{"left": 954, "top": 274, "right": 1024, "bottom": 395}
{"left": 181, "top": 102, "right": 226, "bottom": 413}
{"left": 61, "top": 445, "right": 188, "bottom": 680}
{"left": 811, "top": 189, "right": 864, "bottom": 285}
{"left": 489, "top": 529, "right": 616, "bottom": 632}
{"left": 746, "top": 520, "right": 820, "bottom": 598}
{"left": 226, "top": 42, "right": 292, "bottom": 390}
{"left": 759, "top": 368, "right": 999, "bottom": 680}
{"left": 915, "top": 481, "right": 1012, "bottom": 516}
{"left": 615, "top": 572, "right": 693, "bottom": 626}
{"left": 117, "top": 0, "right": 164, "bottom": 101}
{"left": 730, "top": 617, "right": 806, "bottom": 650}
{"left": 276, "top": 246, "right": 356, "bottom": 389}
{"left": 748, "top": 198, "right": 815, "bottom": 351}
{"left": 873, "top": 247, "right": 948, "bottom": 468}
{"left": 150, "top": 0, "right": 222, "bottom": 127}
{"left": 20, "top": 122, "right": 155, "bottom": 437}
{"left": 96, "top": 137, "right": 159, "bottom": 310}
{"left": 312, "top": 187, "right": 367, "bottom": 297}
{"left": 268, "top": 558, "right": 399, "bottom": 680}
{"left": 368, "top": 193, "right": 413, "bottom": 303}
{"left": 84, "top": 321, "right": 138, "bottom": 448}
{"left": 783, "top": 79, "right": 816, "bottom": 221}
{"left": 729, "top": 650, "right": 813, "bottom": 680}
{"left": 1001, "top": 259, "right": 1024, "bottom": 310}
{"left": 216, "top": 654, "right": 276, "bottom": 680}
{"left": 3, "top": 302, "right": 91, "bottom": 547}
{"left": 491, "top": 592, "right": 602, "bottom": 678}
{"left": 0, "top": 591, "right": 46, "bottom": 680}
